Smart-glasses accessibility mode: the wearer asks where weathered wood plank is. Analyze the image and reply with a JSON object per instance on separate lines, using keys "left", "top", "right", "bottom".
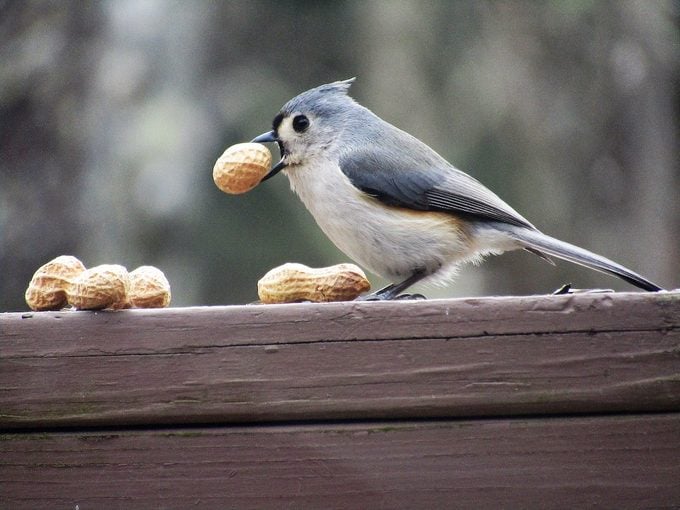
{"left": 1, "top": 293, "right": 679, "bottom": 429}
{"left": 2, "top": 414, "right": 678, "bottom": 509}
{"left": 1, "top": 331, "right": 678, "bottom": 428}
{"left": 2, "top": 292, "right": 678, "bottom": 357}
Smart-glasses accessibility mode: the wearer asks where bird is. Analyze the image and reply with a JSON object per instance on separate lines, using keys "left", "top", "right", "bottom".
{"left": 250, "top": 78, "right": 662, "bottom": 300}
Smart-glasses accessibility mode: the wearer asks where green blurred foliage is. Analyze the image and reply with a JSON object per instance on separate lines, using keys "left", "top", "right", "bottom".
{"left": 1, "top": 0, "right": 678, "bottom": 311}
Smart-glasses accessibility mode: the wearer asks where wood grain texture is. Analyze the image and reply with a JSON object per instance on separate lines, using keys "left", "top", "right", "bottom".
{"left": 2, "top": 292, "right": 679, "bottom": 356}
{"left": 2, "top": 414, "right": 679, "bottom": 509}
{"left": 1, "top": 292, "right": 679, "bottom": 429}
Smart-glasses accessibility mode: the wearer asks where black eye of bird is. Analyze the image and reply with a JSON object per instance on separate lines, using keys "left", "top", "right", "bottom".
{"left": 292, "top": 114, "right": 310, "bottom": 133}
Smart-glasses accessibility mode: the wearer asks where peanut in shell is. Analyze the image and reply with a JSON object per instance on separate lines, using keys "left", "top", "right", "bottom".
{"left": 25, "top": 255, "right": 86, "bottom": 311}
{"left": 213, "top": 142, "right": 272, "bottom": 194}
{"left": 67, "top": 264, "right": 130, "bottom": 310}
{"left": 258, "top": 263, "right": 370, "bottom": 304}
{"left": 127, "top": 266, "right": 171, "bottom": 308}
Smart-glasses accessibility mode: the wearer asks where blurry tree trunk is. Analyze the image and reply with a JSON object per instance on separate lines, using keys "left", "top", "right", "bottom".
{"left": 1, "top": 1, "right": 104, "bottom": 310}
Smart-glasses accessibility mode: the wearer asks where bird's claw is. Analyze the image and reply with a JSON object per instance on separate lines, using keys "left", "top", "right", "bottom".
{"left": 394, "top": 293, "right": 427, "bottom": 300}
{"left": 356, "top": 292, "right": 427, "bottom": 301}
{"left": 552, "top": 284, "right": 614, "bottom": 295}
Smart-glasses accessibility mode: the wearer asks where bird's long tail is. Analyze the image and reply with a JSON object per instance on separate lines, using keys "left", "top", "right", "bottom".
{"left": 503, "top": 227, "right": 662, "bottom": 292}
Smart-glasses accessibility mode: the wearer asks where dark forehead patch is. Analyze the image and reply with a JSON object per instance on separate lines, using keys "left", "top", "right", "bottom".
{"left": 272, "top": 112, "right": 284, "bottom": 131}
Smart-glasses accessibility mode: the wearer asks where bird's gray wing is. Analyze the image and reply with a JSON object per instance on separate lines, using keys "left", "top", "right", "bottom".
{"left": 339, "top": 146, "right": 535, "bottom": 230}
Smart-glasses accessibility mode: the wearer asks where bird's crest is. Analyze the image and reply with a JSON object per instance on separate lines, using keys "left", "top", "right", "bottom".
{"left": 282, "top": 78, "right": 357, "bottom": 116}
{"left": 316, "top": 77, "right": 356, "bottom": 95}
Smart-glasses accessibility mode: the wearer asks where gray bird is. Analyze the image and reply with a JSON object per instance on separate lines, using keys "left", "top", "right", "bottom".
{"left": 251, "top": 78, "right": 662, "bottom": 300}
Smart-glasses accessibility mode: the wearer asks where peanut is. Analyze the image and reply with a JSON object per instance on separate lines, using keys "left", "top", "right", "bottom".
{"left": 127, "top": 266, "right": 171, "bottom": 308}
{"left": 213, "top": 142, "right": 272, "bottom": 194}
{"left": 25, "top": 255, "right": 86, "bottom": 311}
{"left": 258, "top": 263, "right": 370, "bottom": 304}
{"left": 67, "top": 264, "right": 130, "bottom": 310}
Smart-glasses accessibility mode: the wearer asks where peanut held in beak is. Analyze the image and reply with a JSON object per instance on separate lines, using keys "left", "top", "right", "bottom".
{"left": 258, "top": 263, "right": 371, "bottom": 304}
{"left": 213, "top": 142, "right": 272, "bottom": 194}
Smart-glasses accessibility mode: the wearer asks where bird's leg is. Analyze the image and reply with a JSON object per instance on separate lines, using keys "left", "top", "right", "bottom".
{"left": 552, "top": 283, "right": 572, "bottom": 295}
{"left": 551, "top": 283, "right": 614, "bottom": 295}
{"left": 358, "top": 269, "right": 428, "bottom": 301}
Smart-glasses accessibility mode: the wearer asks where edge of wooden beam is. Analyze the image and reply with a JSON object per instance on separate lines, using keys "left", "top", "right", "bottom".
{"left": 1, "top": 292, "right": 679, "bottom": 429}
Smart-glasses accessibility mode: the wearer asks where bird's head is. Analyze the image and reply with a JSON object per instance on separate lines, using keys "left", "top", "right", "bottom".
{"left": 251, "top": 78, "right": 357, "bottom": 181}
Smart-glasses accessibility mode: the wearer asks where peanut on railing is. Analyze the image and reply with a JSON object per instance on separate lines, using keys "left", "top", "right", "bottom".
{"left": 258, "top": 263, "right": 370, "bottom": 304}
{"left": 67, "top": 264, "right": 131, "bottom": 310}
{"left": 25, "top": 256, "right": 171, "bottom": 311}
{"left": 24, "top": 255, "right": 86, "bottom": 311}
{"left": 127, "top": 265, "right": 172, "bottom": 308}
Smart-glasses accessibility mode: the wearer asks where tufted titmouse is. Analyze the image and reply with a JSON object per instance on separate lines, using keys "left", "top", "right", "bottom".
{"left": 251, "top": 78, "right": 662, "bottom": 299}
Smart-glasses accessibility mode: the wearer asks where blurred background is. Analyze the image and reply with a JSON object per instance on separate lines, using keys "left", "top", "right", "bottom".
{"left": 1, "top": 0, "right": 678, "bottom": 311}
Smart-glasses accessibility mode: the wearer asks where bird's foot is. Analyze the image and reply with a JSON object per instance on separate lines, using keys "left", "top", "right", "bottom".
{"left": 356, "top": 271, "right": 429, "bottom": 301}
{"left": 552, "top": 284, "right": 572, "bottom": 295}
{"left": 394, "top": 293, "right": 427, "bottom": 300}
{"left": 552, "top": 284, "right": 614, "bottom": 295}
{"left": 356, "top": 287, "right": 427, "bottom": 301}
{"left": 356, "top": 293, "right": 388, "bottom": 301}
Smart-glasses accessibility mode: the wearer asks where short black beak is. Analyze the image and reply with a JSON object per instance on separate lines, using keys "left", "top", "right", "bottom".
{"left": 251, "top": 130, "right": 287, "bottom": 182}
{"left": 251, "top": 130, "right": 278, "bottom": 144}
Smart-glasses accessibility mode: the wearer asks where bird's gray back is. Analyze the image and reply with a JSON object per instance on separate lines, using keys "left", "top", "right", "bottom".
{"left": 338, "top": 107, "right": 536, "bottom": 230}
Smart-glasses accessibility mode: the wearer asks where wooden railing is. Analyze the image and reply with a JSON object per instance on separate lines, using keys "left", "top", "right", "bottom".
{"left": 2, "top": 292, "right": 679, "bottom": 508}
